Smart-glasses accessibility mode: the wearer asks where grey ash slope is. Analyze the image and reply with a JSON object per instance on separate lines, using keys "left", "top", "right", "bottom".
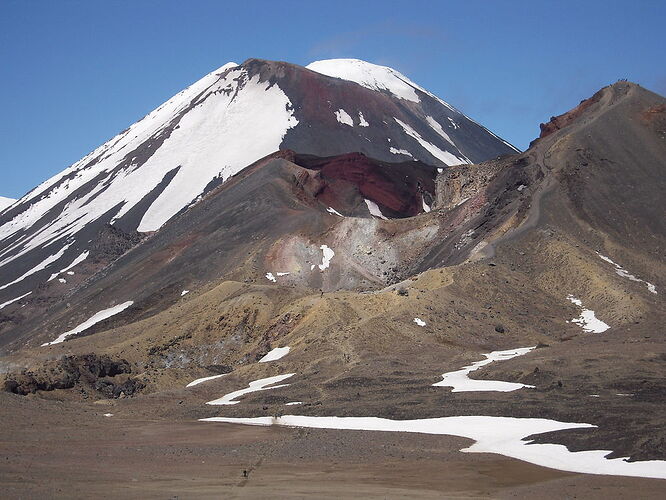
{"left": 0, "top": 58, "right": 515, "bottom": 316}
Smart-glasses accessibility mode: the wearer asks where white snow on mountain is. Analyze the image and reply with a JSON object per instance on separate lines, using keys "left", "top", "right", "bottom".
{"left": 0, "top": 196, "right": 16, "bottom": 212}
{"left": 394, "top": 118, "right": 468, "bottom": 166}
{"left": 0, "top": 242, "right": 73, "bottom": 290}
{"left": 567, "top": 295, "right": 610, "bottom": 333}
{"left": 0, "top": 291, "right": 32, "bottom": 310}
{"left": 48, "top": 250, "right": 89, "bottom": 281}
{"left": 318, "top": 245, "right": 335, "bottom": 271}
{"left": 364, "top": 199, "right": 388, "bottom": 220}
{"left": 597, "top": 252, "right": 657, "bottom": 294}
{"left": 259, "top": 346, "right": 290, "bottom": 362}
{"left": 433, "top": 347, "right": 535, "bottom": 392}
{"left": 389, "top": 147, "right": 412, "bottom": 157}
{"left": 206, "top": 373, "right": 295, "bottom": 405}
{"left": 334, "top": 109, "right": 354, "bottom": 126}
{"left": 426, "top": 116, "right": 456, "bottom": 148}
{"left": 307, "top": 59, "right": 456, "bottom": 110}
{"left": 186, "top": 373, "right": 227, "bottom": 388}
{"left": 41, "top": 300, "right": 134, "bottom": 346}
{"left": 0, "top": 62, "right": 298, "bottom": 273}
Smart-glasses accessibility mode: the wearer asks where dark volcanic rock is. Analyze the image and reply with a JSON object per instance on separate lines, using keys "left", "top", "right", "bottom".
{"left": 3, "top": 354, "right": 132, "bottom": 396}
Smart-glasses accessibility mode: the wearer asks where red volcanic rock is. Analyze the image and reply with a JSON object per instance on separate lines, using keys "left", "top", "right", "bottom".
{"left": 538, "top": 89, "right": 604, "bottom": 140}
{"left": 293, "top": 152, "right": 437, "bottom": 218}
{"left": 640, "top": 103, "right": 666, "bottom": 123}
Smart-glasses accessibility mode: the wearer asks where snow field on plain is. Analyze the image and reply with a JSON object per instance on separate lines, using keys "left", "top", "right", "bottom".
{"left": 200, "top": 414, "right": 666, "bottom": 479}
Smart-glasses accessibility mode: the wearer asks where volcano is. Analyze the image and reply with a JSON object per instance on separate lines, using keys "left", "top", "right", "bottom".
{"left": 0, "top": 58, "right": 516, "bottom": 316}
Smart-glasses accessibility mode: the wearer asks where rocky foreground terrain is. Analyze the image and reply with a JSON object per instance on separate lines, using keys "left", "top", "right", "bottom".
{"left": 0, "top": 63, "right": 664, "bottom": 497}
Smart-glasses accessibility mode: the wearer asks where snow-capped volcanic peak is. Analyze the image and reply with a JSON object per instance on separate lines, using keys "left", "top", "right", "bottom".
{"left": 0, "top": 196, "right": 16, "bottom": 212}
{"left": 0, "top": 57, "right": 518, "bottom": 300}
{"left": 307, "top": 58, "right": 453, "bottom": 109}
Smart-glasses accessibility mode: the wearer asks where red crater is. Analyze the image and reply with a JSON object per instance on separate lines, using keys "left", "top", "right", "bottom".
{"left": 293, "top": 152, "right": 437, "bottom": 218}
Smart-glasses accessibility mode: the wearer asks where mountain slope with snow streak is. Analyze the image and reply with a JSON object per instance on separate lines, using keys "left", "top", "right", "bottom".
{"left": 306, "top": 58, "right": 519, "bottom": 158}
{"left": 0, "top": 58, "right": 517, "bottom": 305}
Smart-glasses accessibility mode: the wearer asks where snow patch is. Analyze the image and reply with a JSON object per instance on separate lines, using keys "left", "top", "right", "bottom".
{"left": 334, "top": 109, "right": 354, "bottom": 126}
{"left": 58, "top": 251, "right": 88, "bottom": 275}
{"left": 358, "top": 112, "right": 369, "bottom": 127}
{"left": 41, "top": 300, "right": 134, "bottom": 346}
{"left": 433, "top": 347, "right": 536, "bottom": 392}
{"left": 327, "top": 207, "right": 344, "bottom": 217}
{"left": 186, "top": 373, "right": 227, "bottom": 387}
{"left": 394, "top": 118, "right": 468, "bottom": 166}
{"left": 566, "top": 295, "right": 610, "bottom": 333}
{"left": 364, "top": 199, "right": 388, "bottom": 220}
{"left": 422, "top": 199, "right": 431, "bottom": 213}
{"left": 389, "top": 147, "right": 412, "bottom": 157}
{"left": 48, "top": 251, "right": 89, "bottom": 281}
{"left": 318, "top": 245, "right": 335, "bottom": 271}
{"left": 206, "top": 373, "right": 295, "bottom": 405}
{"left": 414, "top": 318, "right": 426, "bottom": 327}
{"left": 0, "top": 291, "right": 32, "bottom": 310}
{"left": 259, "top": 346, "right": 290, "bottom": 363}
{"left": 200, "top": 414, "right": 666, "bottom": 479}
{"left": 285, "top": 401, "right": 303, "bottom": 406}
{"left": 426, "top": 116, "right": 455, "bottom": 147}
{"left": 1, "top": 242, "right": 73, "bottom": 291}
{"left": 597, "top": 253, "right": 657, "bottom": 294}
{"left": 181, "top": 290, "right": 189, "bottom": 296}
{"left": 265, "top": 273, "right": 277, "bottom": 283}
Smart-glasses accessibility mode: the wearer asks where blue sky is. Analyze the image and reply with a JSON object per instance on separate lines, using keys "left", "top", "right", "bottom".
{"left": 1, "top": 0, "right": 664, "bottom": 198}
